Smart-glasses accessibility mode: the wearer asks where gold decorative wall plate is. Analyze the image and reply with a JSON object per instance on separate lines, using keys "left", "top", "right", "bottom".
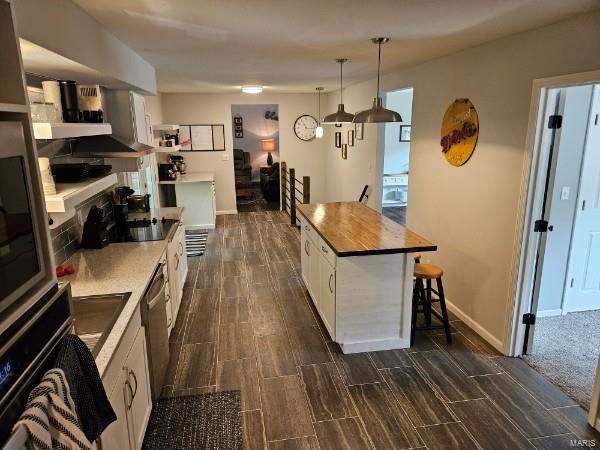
{"left": 440, "top": 98, "right": 479, "bottom": 166}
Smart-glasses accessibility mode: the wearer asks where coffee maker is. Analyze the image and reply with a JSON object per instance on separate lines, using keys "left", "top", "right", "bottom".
{"left": 170, "top": 154, "right": 186, "bottom": 175}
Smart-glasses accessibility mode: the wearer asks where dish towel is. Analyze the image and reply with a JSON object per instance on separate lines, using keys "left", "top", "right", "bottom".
{"left": 54, "top": 335, "right": 116, "bottom": 442}
{"left": 14, "top": 368, "right": 93, "bottom": 450}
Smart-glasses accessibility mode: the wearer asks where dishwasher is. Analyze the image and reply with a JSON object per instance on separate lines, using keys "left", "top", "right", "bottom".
{"left": 141, "top": 257, "right": 170, "bottom": 400}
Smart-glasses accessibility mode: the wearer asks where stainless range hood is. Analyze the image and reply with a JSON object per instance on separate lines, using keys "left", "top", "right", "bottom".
{"left": 71, "top": 134, "right": 154, "bottom": 158}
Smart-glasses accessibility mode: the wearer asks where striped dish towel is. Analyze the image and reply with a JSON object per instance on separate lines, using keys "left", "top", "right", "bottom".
{"left": 13, "top": 368, "right": 92, "bottom": 450}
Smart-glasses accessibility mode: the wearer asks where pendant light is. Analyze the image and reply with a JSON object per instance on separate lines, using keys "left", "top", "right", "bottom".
{"left": 322, "top": 58, "right": 354, "bottom": 124}
{"left": 353, "top": 38, "right": 402, "bottom": 123}
{"left": 315, "top": 87, "right": 324, "bottom": 138}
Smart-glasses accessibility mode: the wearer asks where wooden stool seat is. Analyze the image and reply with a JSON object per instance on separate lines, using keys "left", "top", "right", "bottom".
{"left": 414, "top": 263, "right": 443, "bottom": 279}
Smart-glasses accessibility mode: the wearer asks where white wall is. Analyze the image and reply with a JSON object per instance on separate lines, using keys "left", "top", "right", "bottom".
{"left": 538, "top": 85, "right": 594, "bottom": 314}
{"left": 384, "top": 89, "right": 413, "bottom": 174}
{"left": 231, "top": 104, "right": 279, "bottom": 181}
{"left": 323, "top": 11, "right": 600, "bottom": 349}
{"left": 15, "top": 0, "right": 156, "bottom": 94}
{"left": 157, "top": 92, "right": 328, "bottom": 213}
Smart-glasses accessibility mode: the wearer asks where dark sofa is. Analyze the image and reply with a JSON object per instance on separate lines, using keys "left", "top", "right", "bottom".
{"left": 260, "top": 162, "right": 280, "bottom": 203}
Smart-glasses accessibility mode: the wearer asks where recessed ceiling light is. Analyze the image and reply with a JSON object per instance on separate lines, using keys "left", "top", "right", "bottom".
{"left": 242, "top": 85, "right": 263, "bottom": 94}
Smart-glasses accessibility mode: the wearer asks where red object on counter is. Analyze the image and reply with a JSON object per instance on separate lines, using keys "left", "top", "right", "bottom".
{"left": 55, "top": 264, "right": 76, "bottom": 277}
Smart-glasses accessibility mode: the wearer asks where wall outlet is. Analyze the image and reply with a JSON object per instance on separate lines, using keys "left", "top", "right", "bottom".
{"left": 222, "top": 153, "right": 230, "bottom": 161}
{"left": 560, "top": 186, "right": 570, "bottom": 201}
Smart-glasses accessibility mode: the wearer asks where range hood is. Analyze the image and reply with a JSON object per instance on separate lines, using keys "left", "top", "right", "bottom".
{"left": 71, "top": 134, "right": 154, "bottom": 158}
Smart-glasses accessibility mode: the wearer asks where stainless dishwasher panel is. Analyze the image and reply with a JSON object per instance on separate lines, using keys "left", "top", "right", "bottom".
{"left": 141, "top": 260, "right": 170, "bottom": 400}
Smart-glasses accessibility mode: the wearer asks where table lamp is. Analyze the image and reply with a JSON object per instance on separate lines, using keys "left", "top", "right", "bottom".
{"left": 261, "top": 138, "right": 275, "bottom": 166}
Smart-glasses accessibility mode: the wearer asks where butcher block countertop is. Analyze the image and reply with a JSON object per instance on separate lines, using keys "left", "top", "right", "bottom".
{"left": 297, "top": 201, "right": 436, "bottom": 256}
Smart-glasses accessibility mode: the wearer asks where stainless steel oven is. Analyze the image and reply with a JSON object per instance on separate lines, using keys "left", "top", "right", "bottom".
{"left": 0, "top": 122, "right": 55, "bottom": 326}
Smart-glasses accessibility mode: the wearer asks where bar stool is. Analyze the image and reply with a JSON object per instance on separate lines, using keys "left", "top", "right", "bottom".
{"left": 411, "top": 262, "right": 452, "bottom": 345}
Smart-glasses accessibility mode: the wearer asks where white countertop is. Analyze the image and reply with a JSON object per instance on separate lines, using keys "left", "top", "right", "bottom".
{"left": 128, "top": 207, "right": 184, "bottom": 221}
{"left": 62, "top": 241, "right": 168, "bottom": 377}
{"left": 158, "top": 171, "right": 214, "bottom": 184}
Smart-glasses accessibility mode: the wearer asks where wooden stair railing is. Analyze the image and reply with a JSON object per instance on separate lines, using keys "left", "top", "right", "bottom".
{"left": 281, "top": 161, "right": 310, "bottom": 226}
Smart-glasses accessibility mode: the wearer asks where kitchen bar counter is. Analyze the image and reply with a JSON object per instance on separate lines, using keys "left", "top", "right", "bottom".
{"left": 297, "top": 201, "right": 436, "bottom": 353}
{"left": 158, "top": 171, "right": 214, "bottom": 184}
{"left": 297, "top": 201, "right": 436, "bottom": 256}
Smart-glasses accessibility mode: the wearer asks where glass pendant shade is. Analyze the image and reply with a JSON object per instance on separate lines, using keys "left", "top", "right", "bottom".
{"left": 315, "top": 125, "right": 324, "bottom": 138}
{"left": 322, "top": 59, "right": 354, "bottom": 124}
{"left": 353, "top": 38, "right": 403, "bottom": 124}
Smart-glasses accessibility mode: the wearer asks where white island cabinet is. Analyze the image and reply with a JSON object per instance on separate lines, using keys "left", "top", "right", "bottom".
{"left": 298, "top": 202, "right": 436, "bottom": 354}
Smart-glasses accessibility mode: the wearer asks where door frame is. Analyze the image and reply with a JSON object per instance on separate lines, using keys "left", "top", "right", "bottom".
{"left": 506, "top": 69, "right": 600, "bottom": 429}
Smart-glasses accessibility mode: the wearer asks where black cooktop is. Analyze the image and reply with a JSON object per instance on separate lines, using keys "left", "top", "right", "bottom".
{"left": 109, "top": 217, "right": 177, "bottom": 243}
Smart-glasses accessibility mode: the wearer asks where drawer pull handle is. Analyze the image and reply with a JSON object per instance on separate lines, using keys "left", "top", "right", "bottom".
{"left": 179, "top": 242, "right": 184, "bottom": 255}
{"left": 175, "top": 253, "right": 179, "bottom": 270}
{"left": 125, "top": 380, "right": 134, "bottom": 409}
{"left": 305, "top": 240, "right": 310, "bottom": 256}
{"left": 322, "top": 246, "right": 328, "bottom": 254}
{"left": 167, "top": 316, "right": 172, "bottom": 328}
{"left": 129, "top": 370, "right": 138, "bottom": 400}
{"left": 329, "top": 274, "right": 334, "bottom": 293}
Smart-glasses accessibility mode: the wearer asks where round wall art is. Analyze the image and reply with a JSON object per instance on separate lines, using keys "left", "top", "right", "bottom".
{"left": 440, "top": 98, "right": 479, "bottom": 167}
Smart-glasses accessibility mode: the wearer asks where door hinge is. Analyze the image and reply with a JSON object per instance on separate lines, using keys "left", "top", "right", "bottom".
{"left": 595, "top": 113, "right": 598, "bottom": 126}
{"left": 570, "top": 278, "right": 574, "bottom": 288}
{"left": 534, "top": 219, "right": 549, "bottom": 232}
{"left": 582, "top": 200, "right": 586, "bottom": 211}
{"left": 522, "top": 313, "right": 536, "bottom": 325}
{"left": 548, "top": 115, "right": 563, "bottom": 129}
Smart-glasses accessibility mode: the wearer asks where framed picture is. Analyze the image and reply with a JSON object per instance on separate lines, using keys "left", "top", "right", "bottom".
{"left": 234, "top": 124, "right": 243, "bottom": 131}
{"left": 348, "top": 129, "right": 355, "bottom": 147}
{"left": 341, "top": 144, "right": 348, "bottom": 160}
{"left": 400, "top": 125, "right": 411, "bottom": 142}
{"left": 335, "top": 131, "right": 342, "bottom": 148}
{"left": 179, "top": 124, "right": 226, "bottom": 151}
{"left": 233, "top": 116, "right": 243, "bottom": 125}
{"left": 235, "top": 131, "right": 243, "bottom": 138}
{"left": 355, "top": 123, "right": 364, "bottom": 140}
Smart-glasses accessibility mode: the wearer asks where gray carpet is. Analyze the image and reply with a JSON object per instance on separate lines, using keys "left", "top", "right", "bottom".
{"left": 142, "top": 391, "right": 242, "bottom": 450}
{"left": 523, "top": 309, "right": 600, "bottom": 410}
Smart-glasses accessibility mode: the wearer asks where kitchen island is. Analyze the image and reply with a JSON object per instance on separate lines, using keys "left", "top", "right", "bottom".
{"left": 297, "top": 201, "right": 436, "bottom": 353}
{"left": 159, "top": 172, "right": 215, "bottom": 229}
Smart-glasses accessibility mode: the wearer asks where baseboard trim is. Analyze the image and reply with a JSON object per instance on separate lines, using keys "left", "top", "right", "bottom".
{"left": 216, "top": 210, "right": 238, "bottom": 215}
{"left": 339, "top": 338, "right": 411, "bottom": 354}
{"left": 444, "top": 298, "right": 505, "bottom": 354}
{"left": 536, "top": 308, "right": 562, "bottom": 318}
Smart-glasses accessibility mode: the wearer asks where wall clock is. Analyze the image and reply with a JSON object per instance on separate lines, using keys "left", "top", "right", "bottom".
{"left": 440, "top": 98, "right": 479, "bottom": 167}
{"left": 294, "top": 114, "right": 318, "bottom": 141}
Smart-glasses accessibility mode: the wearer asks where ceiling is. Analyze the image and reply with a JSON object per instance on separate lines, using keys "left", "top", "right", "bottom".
{"left": 72, "top": 0, "right": 599, "bottom": 94}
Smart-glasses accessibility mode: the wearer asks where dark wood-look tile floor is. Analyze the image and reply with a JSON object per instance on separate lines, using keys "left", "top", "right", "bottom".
{"left": 161, "top": 210, "right": 600, "bottom": 449}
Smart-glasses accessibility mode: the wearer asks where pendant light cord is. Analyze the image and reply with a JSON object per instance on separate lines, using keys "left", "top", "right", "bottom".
{"left": 376, "top": 41, "right": 381, "bottom": 96}
{"left": 318, "top": 89, "right": 321, "bottom": 122}
{"left": 339, "top": 60, "right": 343, "bottom": 104}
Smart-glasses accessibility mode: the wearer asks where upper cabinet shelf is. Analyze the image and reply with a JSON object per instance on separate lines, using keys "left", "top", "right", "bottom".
{"left": 153, "top": 124, "right": 179, "bottom": 132}
{"left": 33, "top": 122, "right": 112, "bottom": 140}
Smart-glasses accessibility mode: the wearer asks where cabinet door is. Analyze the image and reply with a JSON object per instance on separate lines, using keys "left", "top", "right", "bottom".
{"left": 125, "top": 327, "right": 153, "bottom": 450}
{"left": 300, "top": 226, "right": 311, "bottom": 287}
{"left": 167, "top": 238, "right": 179, "bottom": 321}
{"left": 100, "top": 370, "right": 131, "bottom": 450}
{"left": 176, "top": 223, "right": 188, "bottom": 296}
{"left": 319, "top": 256, "right": 336, "bottom": 340}
{"left": 308, "top": 239, "right": 321, "bottom": 309}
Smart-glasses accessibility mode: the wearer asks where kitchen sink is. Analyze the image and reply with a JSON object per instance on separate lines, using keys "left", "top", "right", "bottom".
{"left": 70, "top": 292, "right": 131, "bottom": 356}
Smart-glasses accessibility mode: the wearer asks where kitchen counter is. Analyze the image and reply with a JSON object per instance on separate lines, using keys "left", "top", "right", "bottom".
{"left": 297, "top": 201, "right": 436, "bottom": 256}
{"left": 158, "top": 171, "right": 214, "bottom": 184}
{"left": 128, "top": 206, "right": 184, "bottom": 221}
{"left": 62, "top": 240, "right": 168, "bottom": 377}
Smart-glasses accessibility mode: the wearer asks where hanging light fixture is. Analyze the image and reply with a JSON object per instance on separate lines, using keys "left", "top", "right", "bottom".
{"left": 322, "top": 59, "right": 354, "bottom": 124}
{"left": 353, "top": 38, "right": 402, "bottom": 123}
{"left": 315, "top": 87, "right": 324, "bottom": 138}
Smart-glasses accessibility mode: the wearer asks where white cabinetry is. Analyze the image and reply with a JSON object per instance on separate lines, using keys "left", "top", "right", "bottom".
{"left": 301, "top": 222, "right": 337, "bottom": 340}
{"left": 382, "top": 173, "right": 409, "bottom": 207}
{"left": 167, "top": 221, "right": 187, "bottom": 324}
{"left": 100, "top": 307, "right": 152, "bottom": 450}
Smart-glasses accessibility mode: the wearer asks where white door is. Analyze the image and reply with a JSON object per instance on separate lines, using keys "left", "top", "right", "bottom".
{"left": 300, "top": 226, "right": 310, "bottom": 286}
{"left": 309, "top": 239, "right": 320, "bottom": 308}
{"left": 564, "top": 85, "right": 600, "bottom": 313}
{"left": 319, "top": 256, "right": 336, "bottom": 340}
{"left": 100, "top": 370, "right": 131, "bottom": 450}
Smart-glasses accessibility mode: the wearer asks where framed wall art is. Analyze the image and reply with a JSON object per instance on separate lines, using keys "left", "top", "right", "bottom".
{"left": 348, "top": 129, "right": 355, "bottom": 147}
{"left": 399, "top": 125, "right": 411, "bottom": 142}
{"left": 355, "top": 122, "right": 364, "bottom": 140}
{"left": 335, "top": 131, "right": 342, "bottom": 148}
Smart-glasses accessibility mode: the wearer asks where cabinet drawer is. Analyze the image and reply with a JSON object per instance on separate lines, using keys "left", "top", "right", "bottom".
{"left": 318, "top": 236, "right": 336, "bottom": 268}
{"left": 301, "top": 220, "right": 318, "bottom": 244}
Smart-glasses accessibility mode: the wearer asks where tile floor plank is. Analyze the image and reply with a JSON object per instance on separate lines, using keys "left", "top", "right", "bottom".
{"left": 255, "top": 333, "right": 297, "bottom": 378}
{"left": 384, "top": 366, "right": 455, "bottom": 427}
{"left": 218, "top": 322, "right": 255, "bottom": 361}
{"left": 475, "top": 373, "right": 569, "bottom": 438}
{"left": 530, "top": 433, "right": 580, "bottom": 449}
{"left": 217, "top": 357, "right": 261, "bottom": 411}
{"left": 267, "top": 436, "right": 319, "bottom": 450}
{"left": 174, "top": 342, "right": 216, "bottom": 389}
{"left": 299, "top": 363, "right": 356, "bottom": 421}
{"left": 550, "top": 406, "right": 600, "bottom": 442}
{"left": 328, "top": 343, "right": 382, "bottom": 386}
{"left": 410, "top": 350, "right": 483, "bottom": 402}
{"left": 241, "top": 409, "right": 266, "bottom": 450}
{"left": 313, "top": 418, "right": 373, "bottom": 450}
{"left": 223, "top": 275, "right": 249, "bottom": 299}
{"left": 220, "top": 297, "right": 250, "bottom": 324}
{"left": 416, "top": 422, "right": 479, "bottom": 450}
{"left": 288, "top": 326, "right": 331, "bottom": 366}
{"left": 369, "top": 349, "right": 413, "bottom": 369}
{"left": 260, "top": 375, "right": 315, "bottom": 442}
{"left": 185, "top": 288, "right": 220, "bottom": 344}
{"left": 348, "top": 382, "right": 422, "bottom": 449}
{"left": 450, "top": 399, "right": 534, "bottom": 449}
{"left": 431, "top": 332, "right": 502, "bottom": 376}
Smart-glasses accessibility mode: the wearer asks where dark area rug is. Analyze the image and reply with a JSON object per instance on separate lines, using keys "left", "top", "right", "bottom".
{"left": 142, "top": 391, "right": 242, "bottom": 450}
